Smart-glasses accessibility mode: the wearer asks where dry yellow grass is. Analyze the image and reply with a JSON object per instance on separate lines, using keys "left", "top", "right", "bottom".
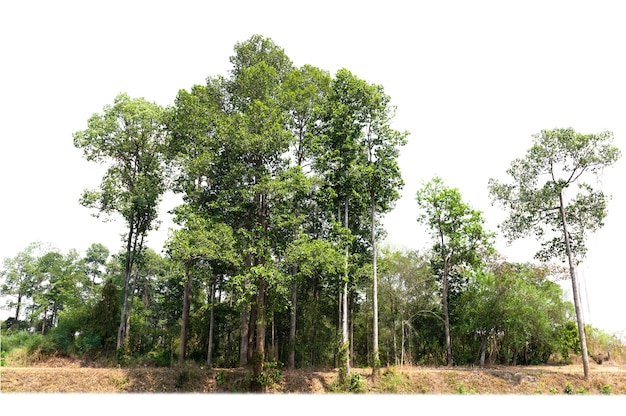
{"left": 2, "top": 357, "right": 626, "bottom": 394}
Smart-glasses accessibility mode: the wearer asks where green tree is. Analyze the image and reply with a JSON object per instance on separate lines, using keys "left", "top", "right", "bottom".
{"left": 361, "top": 82, "right": 408, "bottom": 378}
{"left": 281, "top": 64, "right": 331, "bottom": 369}
{"left": 83, "top": 243, "right": 110, "bottom": 301}
{"left": 1, "top": 242, "right": 44, "bottom": 326}
{"left": 488, "top": 127, "right": 621, "bottom": 379}
{"left": 314, "top": 68, "right": 373, "bottom": 379}
{"left": 166, "top": 210, "right": 238, "bottom": 365}
{"left": 73, "top": 93, "right": 167, "bottom": 353}
{"left": 416, "top": 177, "right": 494, "bottom": 367}
{"left": 377, "top": 246, "right": 438, "bottom": 366}
{"left": 457, "top": 260, "right": 573, "bottom": 366}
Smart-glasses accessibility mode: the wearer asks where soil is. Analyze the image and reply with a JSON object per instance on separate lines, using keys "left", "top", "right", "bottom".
{"left": 2, "top": 356, "right": 626, "bottom": 395}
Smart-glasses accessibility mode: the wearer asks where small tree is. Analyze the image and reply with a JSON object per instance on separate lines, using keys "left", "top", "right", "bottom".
{"left": 73, "top": 93, "right": 167, "bottom": 353}
{"left": 416, "top": 177, "right": 494, "bottom": 367}
{"left": 488, "top": 127, "right": 621, "bottom": 379}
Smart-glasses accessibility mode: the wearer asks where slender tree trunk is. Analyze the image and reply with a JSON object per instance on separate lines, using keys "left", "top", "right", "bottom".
{"left": 442, "top": 264, "right": 453, "bottom": 367}
{"left": 401, "top": 318, "right": 405, "bottom": 366}
{"left": 15, "top": 292, "right": 22, "bottom": 322}
{"left": 41, "top": 307, "right": 47, "bottom": 335}
{"left": 479, "top": 335, "right": 486, "bottom": 367}
{"left": 341, "top": 199, "right": 350, "bottom": 378}
{"left": 349, "top": 291, "right": 354, "bottom": 368}
{"left": 207, "top": 281, "right": 215, "bottom": 367}
{"left": 125, "top": 268, "right": 139, "bottom": 344}
{"left": 252, "top": 274, "right": 266, "bottom": 390}
{"left": 252, "top": 192, "right": 268, "bottom": 390}
{"left": 178, "top": 264, "right": 192, "bottom": 366}
{"left": 371, "top": 193, "right": 380, "bottom": 379}
{"left": 247, "top": 294, "right": 257, "bottom": 364}
{"left": 311, "top": 276, "right": 319, "bottom": 367}
{"left": 239, "top": 304, "right": 249, "bottom": 367}
{"left": 239, "top": 254, "right": 252, "bottom": 367}
{"left": 392, "top": 314, "right": 398, "bottom": 366}
{"left": 559, "top": 191, "right": 590, "bottom": 380}
{"left": 117, "top": 221, "right": 135, "bottom": 351}
{"left": 288, "top": 280, "right": 297, "bottom": 369}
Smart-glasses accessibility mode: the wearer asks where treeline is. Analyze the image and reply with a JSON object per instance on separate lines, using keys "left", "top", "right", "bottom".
{"left": 1, "top": 35, "right": 621, "bottom": 382}
{"left": 1, "top": 241, "right": 585, "bottom": 369}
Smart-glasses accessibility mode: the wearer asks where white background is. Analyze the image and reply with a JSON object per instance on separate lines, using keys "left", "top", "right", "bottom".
{"left": 1, "top": 1, "right": 624, "bottom": 337}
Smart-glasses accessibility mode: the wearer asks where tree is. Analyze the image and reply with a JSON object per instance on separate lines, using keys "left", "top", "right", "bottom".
{"left": 416, "top": 177, "right": 494, "bottom": 366}
{"left": 377, "top": 246, "right": 438, "bottom": 366}
{"left": 83, "top": 243, "right": 110, "bottom": 301}
{"left": 456, "top": 260, "right": 573, "bottom": 366}
{"left": 488, "top": 127, "right": 621, "bottom": 379}
{"left": 361, "top": 82, "right": 408, "bottom": 378}
{"left": 165, "top": 209, "right": 238, "bottom": 366}
{"left": 73, "top": 93, "right": 168, "bottom": 353}
{"left": 314, "top": 68, "right": 373, "bottom": 379}
{"left": 1, "top": 242, "right": 43, "bottom": 325}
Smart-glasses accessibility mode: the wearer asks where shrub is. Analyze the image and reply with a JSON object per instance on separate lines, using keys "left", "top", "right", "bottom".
{"left": 564, "top": 382, "right": 574, "bottom": 395}
{"left": 600, "top": 384, "right": 612, "bottom": 395}
{"left": 330, "top": 371, "right": 367, "bottom": 393}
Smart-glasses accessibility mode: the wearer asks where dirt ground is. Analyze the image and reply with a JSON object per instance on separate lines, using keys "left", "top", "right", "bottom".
{"left": 2, "top": 357, "right": 626, "bottom": 394}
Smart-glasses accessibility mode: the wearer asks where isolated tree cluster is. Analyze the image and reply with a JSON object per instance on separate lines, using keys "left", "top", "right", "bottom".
{"left": 1, "top": 36, "right": 621, "bottom": 382}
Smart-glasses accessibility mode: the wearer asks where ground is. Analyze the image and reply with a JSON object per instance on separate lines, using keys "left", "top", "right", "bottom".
{"left": 2, "top": 357, "right": 626, "bottom": 394}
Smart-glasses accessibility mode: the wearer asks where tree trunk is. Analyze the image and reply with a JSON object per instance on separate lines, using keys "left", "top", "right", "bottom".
{"left": 401, "top": 318, "right": 405, "bottom": 366}
{"left": 442, "top": 258, "right": 453, "bottom": 367}
{"left": 371, "top": 193, "right": 380, "bottom": 379}
{"left": 178, "top": 264, "right": 192, "bottom": 366}
{"left": 479, "top": 335, "right": 486, "bottom": 367}
{"left": 15, "top": 292, "right": 22, "bottom": 322}
{"left": 239, "top": 304, "right": 249, "bottom": 367}
{"left": 252, "top": 275, "right": 266, "bottom": 390}
{"left": 239, "top": 254, "right": 252, "bottom": 367}
{"left": 341, "top": 199, "right": 350, "bottom": 379}
{"left": 125, "top": 268, "right": 140, "bottom": 345}
{"left": 117, "top": 222, "right": 135, "bottom": 351}
{"left": 207, "top": 281, "right": 215, "bottom": 367}
{"left": 559, "top": 191, "right": 591, "bottom": 380}
{"left": 288, "top": 281, "right": 297, "bottom": 370}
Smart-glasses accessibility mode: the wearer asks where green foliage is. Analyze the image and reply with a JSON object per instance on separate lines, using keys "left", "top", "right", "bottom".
{"left": 216, "top": 370, "right": 227, "bottom": 387}
{"left": 254, "top": 360, "right": 283, "bottom": 388}
{"left": 488, "top": 128, "right": 621, "bottom": 263}
{"left": 600, "top": 384, "right": 612, "bottom": 395}
{"left": 456, "top": 381, "right": 475, "bottom": 394}
{"left": 564, "top": 382, "right": 574, "bottom": 395}
{"left": 330, "top": 371, "right": 367, "bottom": 393}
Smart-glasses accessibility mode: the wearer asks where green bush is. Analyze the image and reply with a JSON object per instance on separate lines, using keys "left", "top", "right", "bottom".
{"left": 255, "top": 361, "right": 282, "bottom": 388}
{"left": 330, "top": 371, "right": 367, "bottom": 393}
{"left": 564, "top": 382, "right": 574, "bottom": 395}
{"left": 600, "top": 384, "right": 612, "bottom": 395}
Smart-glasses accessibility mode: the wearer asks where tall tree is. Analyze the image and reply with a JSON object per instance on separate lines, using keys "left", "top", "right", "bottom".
{"left": 281, "top": 64, "right": 331, "bottom": 369}
{"left": 361, "top": 82, "right": 408, "bottom": 378}
{"left": 416, "top": 177, "right": 493, "bottom": 367}
{"left": 488, "top": 127, "right": 621, "bottom": 379}
{"left": 315, "top": 68, "right": 372, "bottom": 379}
{"left": 73, "top": 93, "right": 167, "bottom": 353}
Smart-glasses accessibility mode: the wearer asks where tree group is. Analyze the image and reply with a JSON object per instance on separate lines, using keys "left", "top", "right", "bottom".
{"left": 1, "top": 36, "right": 621, "bottom": 384}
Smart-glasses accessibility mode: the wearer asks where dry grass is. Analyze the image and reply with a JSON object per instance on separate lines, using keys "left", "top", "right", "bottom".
{"left": 2, "top": 357, "right": 626, "bottom": 394}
